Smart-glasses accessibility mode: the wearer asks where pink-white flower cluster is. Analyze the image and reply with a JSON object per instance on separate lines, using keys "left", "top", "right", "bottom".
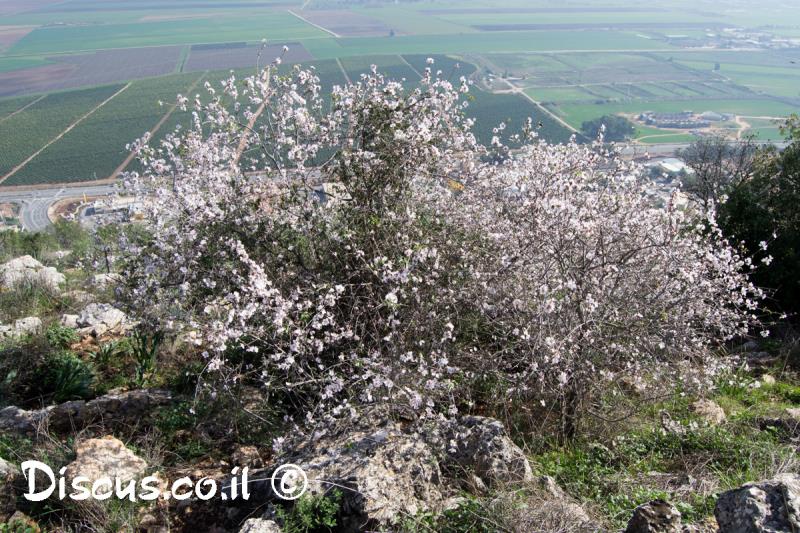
{"left": 119, "top": 60, "right": 762, "bottom": 433}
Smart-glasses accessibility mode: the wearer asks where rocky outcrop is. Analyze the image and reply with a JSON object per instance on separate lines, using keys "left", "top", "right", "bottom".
{"left": 757, "top": 408, "right": 800, "bottom": 441}
{"left": 72, "top": 302, "right": 132, "bottom": 337}
{"left": 0, "top": 388, "right": 172, "bottom": 435}
{"left": 625, "top": 499, "right": 682, "bottom": 532}
{"left": 441, "top": 415, "right": 533, "bottom": 488}
{"left": 690, "top": 399, "right": 726, "bottom": 426}
{"left": 65, "top": 436, "right": 147, "bottom": 485}
{"left": 714, "top": 473, "right": 800, "bottom": 532}
{"left": 236, "top": 416, "right": 532, "bottom": 532}
{"left": 239, "top": 518, "right": 282, "bottom": 533}
{"left": 0, "top": 458, "right": 18, "bottom": 521}
{"left": 0, "top": 255, "right": 65, "bottom": 291}
{"left": 0, "top": 316, "right": 42, "bottom": 339}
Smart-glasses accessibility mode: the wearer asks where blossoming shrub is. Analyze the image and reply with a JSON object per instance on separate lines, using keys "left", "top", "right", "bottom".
{"left": 119, "top": 60, "right": 763, "bottom": 438}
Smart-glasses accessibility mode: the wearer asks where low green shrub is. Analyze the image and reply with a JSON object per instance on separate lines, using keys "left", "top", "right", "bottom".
{"left": 40, "top": 351, "right": 94, "bottom": 403}
{"left": 45, "top": 325, "right": 78, "bottom": 349}
{"left": 277, "top": 490, "right": 342, "bottom": 533}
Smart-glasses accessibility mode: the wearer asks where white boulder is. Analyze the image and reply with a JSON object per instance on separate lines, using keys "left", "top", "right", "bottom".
{"left": 0, "top": 255, "right": 65, "bottom": 291}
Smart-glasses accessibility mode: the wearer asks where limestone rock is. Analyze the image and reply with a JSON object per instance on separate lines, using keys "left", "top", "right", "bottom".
{"left": 747, "top": 351, "right": 779, "bottom": 369}
{"left": 4, "top": 511, "right": 40, "bottom": 532}
{"left": 65, "top": 436, "right": 147, "bottom": 485}
{"left": 0, "top": 255, "right": 65, "bottom": 291}
{"left": 0, "top": 316, "right": 42, "bottom": 340}
{"left": 757, "top": 408, "right": 800, "bottom": 441}
{"left": 690, "top": 399, "right": 726, "bottom": 426}
{"left": 240, "top": 416, "right": 532, "bottom": 532}
{"left": 0, "top": 457, "right": 18, "bottom": 521}
{"left": 89, "top": 273, "right": 119, "bottom": 290}
{"left": 714, "top": 473, "right": 800, "bottom": 533}
{"left": 0, "top": 389, "right": 172, "bottom": 435}
{"left": 251, "top": 422, "right": 443, "bottom": 531}
{"left": 60, "top": 314, "right": 79, "bottom": 328}
{"left": 625, "top": 499, "right": 682, "bottom": 533}
{"left": 239, "top": 518, "right": 282, "bottom": 533}
{"left": 442, "top": 415, "right": 533, "bottom": 487}
{"left": 76, "top": 303, "right": 131, "bottom": 336}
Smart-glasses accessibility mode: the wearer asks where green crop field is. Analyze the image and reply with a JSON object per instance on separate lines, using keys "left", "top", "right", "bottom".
{"left": 339, "top": 55, "right": 419, "bottom": 83}
{"left": 5, "top": 74, "right": 203, "bottom": 186}
{"left": 0, "top": 95, "right": 39, "bottom": 120}
{"left": 302, "top": 31, "right": 672, "bottom": 61}
{"left": 526, "top": 87, "right": 595, "bottom": 103}
{"left": 10, "top": 13, "right": 328, "bottom": 55}
{"left": 351, "top": 7, "right": 475, "bottom": 35}
{"left": 0, "top": 85, "right": 123, "bottom": 178}
{"left": 0, "top": 57, "right": 51, "bottom": 73}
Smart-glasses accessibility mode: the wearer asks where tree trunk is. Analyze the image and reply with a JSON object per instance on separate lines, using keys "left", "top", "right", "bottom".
{"left": 560, "top": 385, "right": 579, "bottom": 444}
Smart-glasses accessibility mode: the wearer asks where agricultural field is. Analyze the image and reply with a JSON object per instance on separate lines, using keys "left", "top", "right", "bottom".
{"left": 183, "top": 42, "right": 312, "bottom": 72}
{"left": 0, "top": 85, "right": 123, "bottom": 180}
{"left": 0, "top": 46, "right": 184, "bottom": 97}
{"left": 8, "top": 13, "right": 328, "bottom": 55}
{"left": 0, "top": 94, "right": 40, "bottom": 121}
{"left": 548, "top": 98, "right": 798, "bottom": 138}
{"left": 0, "top": 0, "right": 799, "bottom": 186}
{"left": 5, "top": 74, "right": 203, "bottom": 186}
{"left": 339, "top": 55, "right": 418, "bottom": 83}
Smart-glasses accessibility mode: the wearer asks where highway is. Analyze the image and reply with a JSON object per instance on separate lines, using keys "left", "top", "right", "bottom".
{"left": 0, "top": 184, "right": 116, "bottom": 232}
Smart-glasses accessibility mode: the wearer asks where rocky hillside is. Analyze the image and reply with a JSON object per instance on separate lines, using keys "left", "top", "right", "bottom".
{"left": 0, "top": 226, "right": 798, "bottom": 532}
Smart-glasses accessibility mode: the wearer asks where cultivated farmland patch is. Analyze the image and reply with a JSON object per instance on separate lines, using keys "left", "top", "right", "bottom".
{"left": 0, "top": 85, "right": 123, "bottom": 180}
{"left": 340, "top": 55, "right": 418, "bottom": 83}
{"left": 0, "top": 25, "right": 34, "bottom": 52}
{"left": 5, "top": 74, "right": 202, "bottom": 186}
{"left": 184, "top": 42, "right": 312, "bottom": 72}
{"left": 0, "top": 46, "right": 183, "bottom": 97}
{"left": 296, "top": 10, "right": 400, "bottom": 37}
{"left": 0, "top": 0, "right": 62, "bottom": 16}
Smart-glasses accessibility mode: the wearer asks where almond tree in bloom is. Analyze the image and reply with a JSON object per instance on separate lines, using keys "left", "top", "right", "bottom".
{"left": 118, "top": 59, "right": 763, "bottom": 439}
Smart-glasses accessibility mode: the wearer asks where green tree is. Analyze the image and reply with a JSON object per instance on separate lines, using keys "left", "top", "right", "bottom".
{"left": 718, "top": 116, "right": 800, "bottom": 314}
{"left": 581, "top": 115, "right": 635, "bottom": 142}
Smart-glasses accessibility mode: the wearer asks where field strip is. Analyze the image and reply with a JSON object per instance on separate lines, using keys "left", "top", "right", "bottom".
{"left": 529, "top": 79, "right": 717, "bottom": 89}
{"left": 0, "top": 83, "right": 131, "bottom": 185}
{"left": 399, "top": 55, "right": 424, "bottom": 78}
{"left": 287, "top": 9, "right": 341, "bottom": 38}
{"left": 336, "top": 58, "right": 353, "bottom": 84}
{"left": 109, "top": 74, "right": 207, "bottom": 180}
{"left": 0, "top": 95, "right": 46, "bottom": 124}
{"left": 520, "top": 92, "right": 579, "bottom": 133}
{"left": 496, "top": 81, "right": 578, "bottom": 133}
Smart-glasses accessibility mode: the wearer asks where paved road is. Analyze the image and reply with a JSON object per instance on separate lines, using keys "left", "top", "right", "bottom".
{"left": 0, "top": 184, "right": 116, "bottom": 232}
